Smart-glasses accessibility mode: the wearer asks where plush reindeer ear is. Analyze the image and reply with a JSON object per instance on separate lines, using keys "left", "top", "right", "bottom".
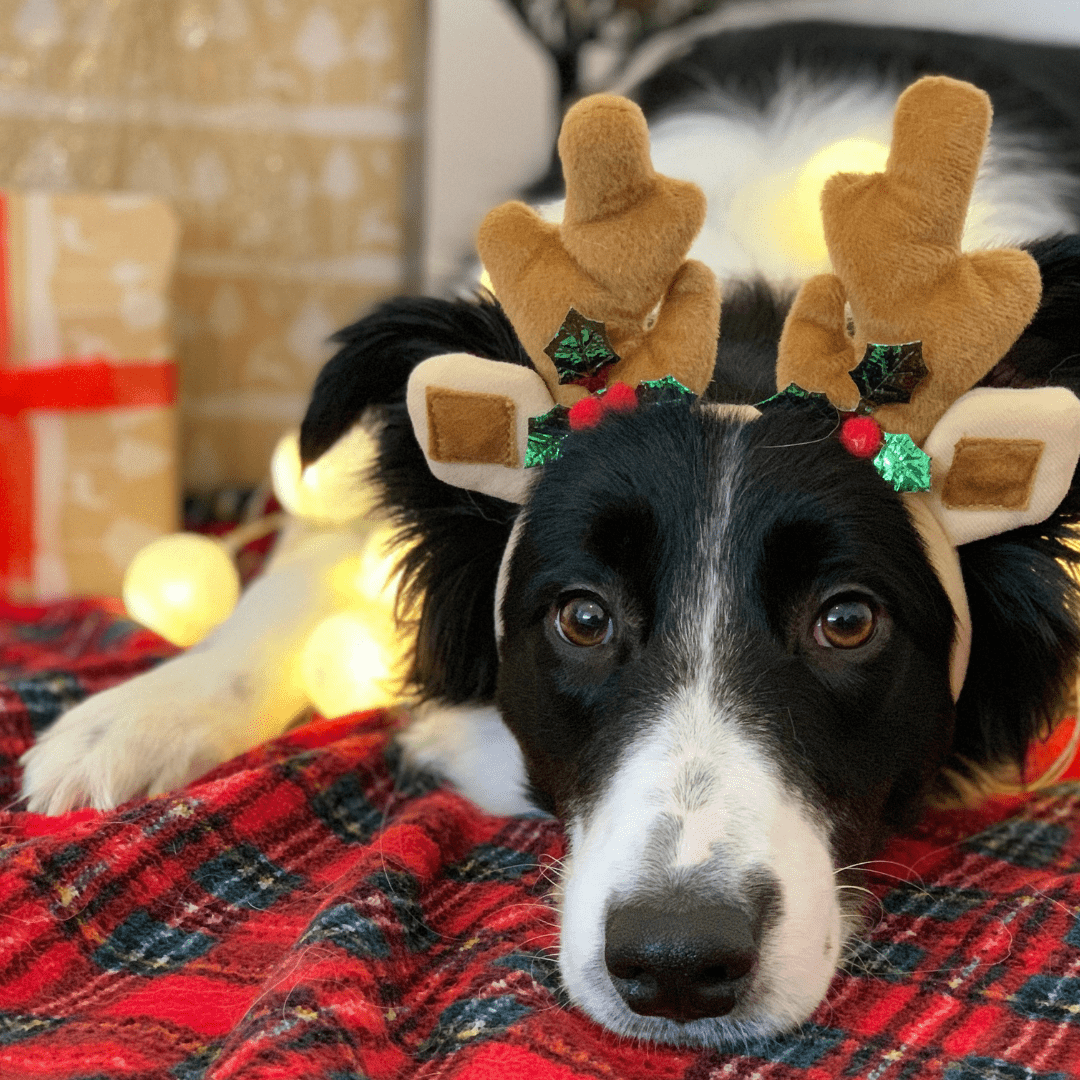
{"left": 922, "top": 386, "right": 1080, "bottom": 546}
{"left": 406, "top": 354, "right": 554, "bottom": 504}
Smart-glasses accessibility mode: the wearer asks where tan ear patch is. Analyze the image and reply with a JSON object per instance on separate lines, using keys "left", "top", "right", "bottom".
{"left": 426, "top": 387, "right": 518, "bottom": 467}
{"left": 941, "top": 437, "right": 1044, "bottom": 510}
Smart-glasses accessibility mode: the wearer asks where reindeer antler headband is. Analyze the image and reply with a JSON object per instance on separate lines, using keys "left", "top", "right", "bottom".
{"left": 405, "top": 78, "right": 1080, "bottom": 701}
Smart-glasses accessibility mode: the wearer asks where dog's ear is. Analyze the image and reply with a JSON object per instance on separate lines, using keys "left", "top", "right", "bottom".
{"left": 949, "top": 237, "right": 1080, "bottom": 791}
{"left": 298, "top": 294, "right": 528, "bottom": 705}
{"left": 298, "top": 293, "right": 532, "bottom": 466}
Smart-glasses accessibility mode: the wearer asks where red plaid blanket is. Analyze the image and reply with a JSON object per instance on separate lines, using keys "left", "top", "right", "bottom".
{"left": 3, "top": 599, "right": 1080, "bottom": 1079}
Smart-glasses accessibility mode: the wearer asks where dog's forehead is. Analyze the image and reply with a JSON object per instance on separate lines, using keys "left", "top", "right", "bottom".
{"left": 519, "top": 401, "right": 912, "bottom": 582}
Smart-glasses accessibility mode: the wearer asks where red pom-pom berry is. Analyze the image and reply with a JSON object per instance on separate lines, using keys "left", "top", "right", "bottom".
{"left": 603, "top": 382, "right": 638, "bottom": 413}
{"left": 840, "top": 415, "right": 884, "bottom": 458}
{"left": 569, "top": 395, "right": 604, "bottom": 430}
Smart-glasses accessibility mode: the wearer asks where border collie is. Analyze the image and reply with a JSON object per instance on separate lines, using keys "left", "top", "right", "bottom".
{"left": 20, "top": 21, "right": 1080, "bottom": 1048}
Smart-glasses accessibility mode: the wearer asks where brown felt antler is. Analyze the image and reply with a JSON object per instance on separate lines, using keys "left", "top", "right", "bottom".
{"left": 775, "top": 76, "right": 1042, "bottom": 443}
{"left": 477, "top": 94, "right": 721, "bottom": 406}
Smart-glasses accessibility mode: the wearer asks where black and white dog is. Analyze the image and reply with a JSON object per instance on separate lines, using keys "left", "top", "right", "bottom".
{"left": 21, "top": 20, "right": 1080, "bottom": 1049}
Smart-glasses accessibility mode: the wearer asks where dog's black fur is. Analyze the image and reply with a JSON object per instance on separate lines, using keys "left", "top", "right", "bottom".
{"left": 301, "top": 232, "right": 1080, "bottom": 805}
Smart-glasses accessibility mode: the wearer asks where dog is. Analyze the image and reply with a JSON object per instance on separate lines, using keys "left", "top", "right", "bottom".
{"left": 19, "top": 20, "right": 1080, "bottom": 1049}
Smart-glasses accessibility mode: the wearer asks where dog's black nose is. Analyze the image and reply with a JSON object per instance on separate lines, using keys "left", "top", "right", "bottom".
{"left": 604, "top": 900, "right": 756, "bottom": 1021}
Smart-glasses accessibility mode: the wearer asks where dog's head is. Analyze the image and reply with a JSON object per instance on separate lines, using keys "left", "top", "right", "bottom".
{"left": 496, "top": 396, "right": 957, "bottom": 1040}
{"left": 298, "top": 83, "right": 1080, "bottom": 1046}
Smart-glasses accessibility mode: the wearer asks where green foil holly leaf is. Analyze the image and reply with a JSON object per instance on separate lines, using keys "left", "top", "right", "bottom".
{"left": 872, "top": 431, "right": 932, "bottom": 492}
{"left": 544, "top": 309, "right": 620, "bottom": 385}
{"left": 525, "top": 403, "right": 571, "bottom": 467}
{"left": 636, "top": 375, "right": 697, "bottom": 407}
{"left": 756, "top": 382, "right": 837, "bottom": 423}
{"left": 851, "top": 341, "right": 928, "bottom": 411}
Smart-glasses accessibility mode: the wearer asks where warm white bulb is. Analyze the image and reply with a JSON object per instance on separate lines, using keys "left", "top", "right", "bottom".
{"left": 271, "top": 427, "right": 379, "bottom": 523}
{"left": 123, "top": 533, "right": 241, "bottom": 647}
{"left": 300, "top": 609, "right": 399, "bottom": 718}
{"left": 730, "top": 136, "right": 891, "bottom": 276}
{"left": 781, "top": 138, "right": 891, "bottom": 267}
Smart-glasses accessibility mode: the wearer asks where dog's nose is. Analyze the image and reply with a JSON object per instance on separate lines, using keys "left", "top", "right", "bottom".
{"left": 604, "top": 899, "right": 756, "bottom": 1021}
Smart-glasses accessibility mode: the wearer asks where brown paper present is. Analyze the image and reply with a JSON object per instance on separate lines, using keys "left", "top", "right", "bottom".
{"left": 0, "top": 190, "right": 179, "bottom": 602}
{"left": 0, "top": 0, "right": 426, "bottom": 491}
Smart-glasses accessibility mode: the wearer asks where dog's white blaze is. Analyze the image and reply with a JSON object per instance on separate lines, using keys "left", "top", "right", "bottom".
{"left": 559, "top": 648, "right": 842, "bottom": 1042}
{"left": 556, "top": 435, "right": 842, "bottom": 1042}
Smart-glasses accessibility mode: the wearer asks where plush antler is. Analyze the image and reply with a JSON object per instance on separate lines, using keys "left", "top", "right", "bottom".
{"left": 403, "top": 93, "right": 722, "bottom": 503}
{"left": 477, "top": 94, "right": 721, "bottom": 405}
{"left": 776, "top": 76, "right": 1042, "bottom": 443}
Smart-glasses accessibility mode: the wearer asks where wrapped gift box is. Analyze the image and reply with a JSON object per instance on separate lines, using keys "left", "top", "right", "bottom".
{"left": 0, "top": 0, "right": 426, "bottom": 491}
{"left": 0, "top": 190, "right": 179, "bottom": 602}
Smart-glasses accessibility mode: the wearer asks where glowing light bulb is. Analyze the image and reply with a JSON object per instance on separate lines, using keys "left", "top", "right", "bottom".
{"left": 730, "top": 137, "right": 891, "bottom": 275}
{"left": 300, "top": 609, "right": 398, "bottom": 718}
{"left": 789, "top": 138, "right": 891, "bottom": 258}
{"left": 271, "top": 427, "right": 378, "bottom": 523}
{"left": 123, "top": 533, "right": 241, "bottom": 647}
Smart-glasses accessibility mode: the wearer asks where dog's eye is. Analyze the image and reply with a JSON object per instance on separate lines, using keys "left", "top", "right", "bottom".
{"left": 814, "top": 598, "right": 876, "bottom": 649}
{"left": 556, "top": 597, "right": 613, "bottom": 647}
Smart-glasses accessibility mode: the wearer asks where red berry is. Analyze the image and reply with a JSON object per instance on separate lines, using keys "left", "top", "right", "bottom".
{"left": 578, "top": 374, "right": 608, "bottom": 394}
{"left": 569, "top": 395, "right": 604, "bottom": 430}
{"left": 840, "top": 415, "right": 884, "bottom": 458}
{"left": 603, "top": 382, "right": 638, "bottom": 413}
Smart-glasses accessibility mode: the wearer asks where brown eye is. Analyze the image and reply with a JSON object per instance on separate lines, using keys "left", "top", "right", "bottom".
{"left": 814, "top": 598, "right": 876, "bottom": 649}
{"left": 556, "top": 597, "right": 613, "bottom": 647}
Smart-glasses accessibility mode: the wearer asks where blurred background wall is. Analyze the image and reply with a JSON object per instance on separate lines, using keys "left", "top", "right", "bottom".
{"left": 0, "top": 0, "right": 425, "bottom": 495}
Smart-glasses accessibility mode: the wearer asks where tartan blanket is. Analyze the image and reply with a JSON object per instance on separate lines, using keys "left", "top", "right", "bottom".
{"left": 4, "top": 601, "right": 1080, "bottom": 1079}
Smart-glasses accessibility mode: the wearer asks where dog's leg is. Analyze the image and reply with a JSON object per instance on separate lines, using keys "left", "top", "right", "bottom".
{"left": 20, "top": 519, "right": 366, "bottom": 815}
{"left": 398, "top": 701, "right": 538, "bottom": 817}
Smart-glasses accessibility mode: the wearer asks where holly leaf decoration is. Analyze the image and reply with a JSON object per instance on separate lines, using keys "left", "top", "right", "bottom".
{"left": 525, "top": 404, "right": 571, "bottom": 467}
{"left": 756, "top": 382, "right": 837, "bottom": 424}
{"left": 636, "top": 375, "right": 696, "bottom": 407}
{"left": 872, "top": 432, "right": 932, "bottom": 493}
{"left": 544, "top": 308, "right": 620, "bottom": 385}
{"left": 851, "top": 341, "right": 928, "bottom": 411}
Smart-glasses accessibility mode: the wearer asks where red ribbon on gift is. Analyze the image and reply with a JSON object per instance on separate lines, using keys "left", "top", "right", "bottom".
{"left": 0, "top": 192, "right": 177, "bottom": 598}
{"left": 0, "top": 360, "right": 177, "bottom": 415}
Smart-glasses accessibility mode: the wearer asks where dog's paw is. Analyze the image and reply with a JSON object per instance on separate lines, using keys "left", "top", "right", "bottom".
{"left": 19, "top": 657, "right": 260, "bottom": 815}
{"left": 399, "top": 701, "right": 539, "bottom": 817}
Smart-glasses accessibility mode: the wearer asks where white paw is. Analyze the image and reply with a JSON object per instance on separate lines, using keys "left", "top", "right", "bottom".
{"left": 20, "top": 654, "right": 275, "bottom": 815}
{"left": 399, "top": 701, "right": 540, "bottom": 817}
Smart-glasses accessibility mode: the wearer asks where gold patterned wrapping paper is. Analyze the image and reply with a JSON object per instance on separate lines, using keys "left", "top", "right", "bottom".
{"left": 0, "top": 0, "right": 425, "bottom": 490}
{"left": 0, "top": 189, "right": 179, "bottom": 602}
